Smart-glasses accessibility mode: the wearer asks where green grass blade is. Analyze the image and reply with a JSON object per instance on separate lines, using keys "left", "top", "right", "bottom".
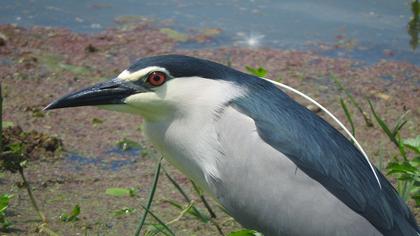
{"left": 164, "top": 199, "right": 209, "bottom": 223}
{"left": 403, "top": 136, "right": 420, "bottom": 153}
{"left": 397, "top": 133, "right": 408, "bottom": 161}
{"left": 391, "top": 111, "right": 408, "bottom": 137}
{"left": 191, "top": 181, "right": 225, "bottom": 235}
{"left": 340, "top": 98, "right": 355, "bottom": 137}
{"left": 134, "top": 158, "right": 162, "bottom": 236}
{"left": 331, "top": 76, "right": 373, "bottom": 127}
{"left": 164, "top": 169, "right": 191, "bottom": 202}
{"left": 145, "top": 224, "right": 172, "bottom": 236}
{"left": 368, "top": 100, "right": 398, "bottom": 146}
{"left": 140, "top": 205, "right": 175, "bottom": 236}
{"left": 164, "top": 200, "right": 184, "bottom": 210}
{"left": 164, "top": 169, "right": 209, "bottom": 222}
{"left": 191, "top": 181, "right": 217, "bottom": 218}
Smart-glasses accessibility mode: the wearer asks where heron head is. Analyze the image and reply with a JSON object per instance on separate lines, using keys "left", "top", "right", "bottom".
{"left": 45, "top": 55, "right": 248, "bottom": 121}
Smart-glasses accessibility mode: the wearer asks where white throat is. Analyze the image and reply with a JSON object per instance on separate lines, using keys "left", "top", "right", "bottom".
{"left": 143, "top": 77, "right": 247, "bottom": 193}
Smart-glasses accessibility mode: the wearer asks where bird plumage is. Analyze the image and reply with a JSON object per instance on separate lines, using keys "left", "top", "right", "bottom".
{"left": 230, "top": 75, "right": 418, "bottom": 235}
{"left": 45, "top": 54, "right": 419, "bottom": 235}
{"left": 213, "top": 105, "right": 382, "bottom": 235}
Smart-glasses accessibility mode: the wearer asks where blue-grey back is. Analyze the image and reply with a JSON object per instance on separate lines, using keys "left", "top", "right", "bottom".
{"left": 232, "top": 76, "right": 418, "bottom": 235}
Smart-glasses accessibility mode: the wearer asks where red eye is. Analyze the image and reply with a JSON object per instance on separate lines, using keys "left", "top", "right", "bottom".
{"left": 147, "top": 71, "right": 166, "bottom": 86}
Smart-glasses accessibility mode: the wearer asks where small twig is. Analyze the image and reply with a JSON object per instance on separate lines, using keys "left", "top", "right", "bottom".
{"left": 221, "top": 217, "right": 235, "bottom": 226}
{"left": 191, "top": 181, "right": 225, "bottom": 236}
{"left": 163, "top": 168, "right": 206, "bottom": 219}
{"left": 38, "top": 223, "right": 59, "bottom": 236}
{"left": 134, "top": 157, "right": 162, "bottom": 236}
{"left": 167, "top": 201, "right": 194, "bottom": 225}
{"left": 1, "top": 150, "right": 11, "bottom": 156}
{"left": 210, "top": 218, "right": 225, "bottom": 236}
{"left": 18, "top": 168, "right": 47, "bottom": 223}
{"left": 191, "top": 181, "right": 217, "bottom": 218}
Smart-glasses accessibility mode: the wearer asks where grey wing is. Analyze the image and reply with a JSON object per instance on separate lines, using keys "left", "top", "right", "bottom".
{"left": 230, "top": 79, "right": 418, "bottom": 236}
{"left": 213, "top": 105, "right": 382, "bottom": 236}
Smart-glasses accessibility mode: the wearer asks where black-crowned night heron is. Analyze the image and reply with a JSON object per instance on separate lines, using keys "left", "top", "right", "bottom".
{"left": 45, "top": 55, "right": 419, "bottom": 235}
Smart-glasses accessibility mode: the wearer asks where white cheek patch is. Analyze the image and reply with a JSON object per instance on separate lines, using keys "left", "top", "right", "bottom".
{"left": 124, "top": 92, "right": 161, "bottom": 105}
{"left": 162, "top": 77, "right": 247, "bottom": 112}
{"left": 123, "top": 91, "right": 174, "bottom": 121}
{"left": 117, "top": 66, "right": 170, "bottom": 82}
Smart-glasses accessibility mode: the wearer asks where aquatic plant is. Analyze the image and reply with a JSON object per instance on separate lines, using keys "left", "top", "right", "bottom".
{"left": 0, "top": 83, "right": 58, "bottom": 235}
{"left": 60, "top": 205, "right": 81, "bottom": 222}
{"left": 368, "top": 102, "right": 419, "bottom": 205}
{"left": 333, "top": 76, "right": 419, "bottom": 206}
{"left": 0, "top": 194, "right": 13, "bottom": 231}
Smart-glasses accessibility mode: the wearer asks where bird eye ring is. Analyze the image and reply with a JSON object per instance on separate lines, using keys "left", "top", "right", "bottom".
{"left": 147, "top": 71, "right": 167, "bottom": 86}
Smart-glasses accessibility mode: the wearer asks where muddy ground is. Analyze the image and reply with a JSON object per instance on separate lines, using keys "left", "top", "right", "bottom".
{"left": 0, "top": 22, "right": 419, "bottom": 236}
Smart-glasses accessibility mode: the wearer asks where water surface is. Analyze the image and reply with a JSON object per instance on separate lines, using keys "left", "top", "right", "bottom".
{"left": 0, "top": 0, "right": 418, "bottom": 64}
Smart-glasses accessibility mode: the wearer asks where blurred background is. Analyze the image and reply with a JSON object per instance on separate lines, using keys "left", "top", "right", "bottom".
{"left": 1, "top": 0, "right": 418, "bottom": 63}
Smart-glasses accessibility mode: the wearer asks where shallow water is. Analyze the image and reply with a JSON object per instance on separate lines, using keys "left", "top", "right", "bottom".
{"left": 66, "top": 146, "right": 141, "bottom": 171}
{"left": 0, "top": 0, "right": 418, "bottom": 64}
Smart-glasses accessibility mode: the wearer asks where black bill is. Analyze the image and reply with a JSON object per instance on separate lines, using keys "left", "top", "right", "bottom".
{"left": 44, "top": 78, "right": 147, "bottom": 110}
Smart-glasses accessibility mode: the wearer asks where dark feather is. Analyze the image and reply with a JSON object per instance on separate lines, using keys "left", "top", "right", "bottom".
{"left": 232, "top": 76, "right": 418, "bottom": 235}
